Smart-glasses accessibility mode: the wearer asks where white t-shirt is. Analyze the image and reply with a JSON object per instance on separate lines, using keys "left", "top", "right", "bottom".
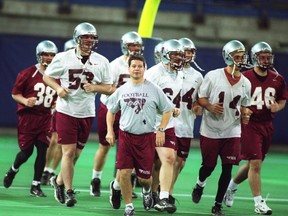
{"left": 145, "top": 63, "right": 183, "bottom": 129}
{"left": 45, "top": 49, "right": 112, "bottom": 118}
{"left": 199, "top": 68, "right": 251, "bottom": 138}
{"left": 106, "top": 80, "right": 174, "bottom": 135}
{"left": 174, "top": 66, "right": 203, "bottom": 138}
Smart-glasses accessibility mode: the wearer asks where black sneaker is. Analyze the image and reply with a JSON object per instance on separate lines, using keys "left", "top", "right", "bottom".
{"left": 30, "top": 185, "right": 47, "bottom": 197}
{"left": 169, "top": 195, "right": 175, "bottom": 205}
{"left": 192, "top": 184, "right": 204, "bottom": 204}
{"left": 109, "top": 180, "right": 121, "bottom": 209}
{"left": 40, "top": 171, "right": 50, "bottom": 185}
{"left": 66, "top": 190, "right": 77, "bottom": 207}
{"left": 3, "top": 168, "right": 18, "bottom": 188}
{"left": 212, "top": 204, "right": 225, "bottom": 216}
{"left": 154, "top": 198, "right": 177, "bottom": 213}
{"left": 50, "top": 175, "right": 65, "bottom": 204}
{"left": 142, "top": 189, "right": 154, "bottom": 210}
{"left": 132, "top": 191, "right": 138, "bottom": 199}
{"left": 90, "top": 178, "right": 101, "bottom": 197}
{"left": 131, "top": 173, "right": 138, "bottom": 199}
{"left": 152, "top": 192, "right": 159, "bottom": 208}
{"left": 124, "top": 206, "right": 135, "bottom": 216}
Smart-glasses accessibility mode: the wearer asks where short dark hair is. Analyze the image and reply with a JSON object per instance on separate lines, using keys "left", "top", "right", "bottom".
{"left": 128, "top": 54, "right": 146, "bottom": 68}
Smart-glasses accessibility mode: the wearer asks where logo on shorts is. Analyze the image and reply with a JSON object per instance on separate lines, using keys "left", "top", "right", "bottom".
{"left": 170, "top": 141, "right": 176, "bottom": 146}
{"left": 124, "top": 98, "right": 146, "bottom": 114}
{"left": 139, "top": 169, "right": 150, "bottom": 175}
{"left": 226, "top": 156, "right": 236, "bottom": 160}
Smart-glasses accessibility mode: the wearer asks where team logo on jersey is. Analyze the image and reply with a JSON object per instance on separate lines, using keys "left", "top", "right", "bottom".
{"left": 124, "top": 98, "right": 146, "bottom": 114}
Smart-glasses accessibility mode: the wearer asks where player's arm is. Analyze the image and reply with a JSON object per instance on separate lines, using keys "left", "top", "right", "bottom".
{"left": 83, "top": 83, "right": 114, "bottom": 95}
{"left": 156, "top": 110, "right": 172, "bottom": 147}
{"left": 192, "top": 101, "right": 203, "bottom": 116}
{"left": 43, "top": 74, "right": 69, "bottom": 98}
{"left": 12, "top": 94, "right": 37, "bottom": 107}
{"left": 105, "top": 110, "right": 116, "bottom": 146}
{"left": 198, "top": 97, "right": 223, "bottom": 114}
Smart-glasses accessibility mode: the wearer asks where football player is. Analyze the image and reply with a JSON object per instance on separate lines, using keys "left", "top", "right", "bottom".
{"left": 4, "top": 40, "right": 58, "bottom": 197}
{"left": 191, "top": 40, "right": 252, "bottom": 216}
{"left": 224, "top": 41, "right": 288, "bottom": 215}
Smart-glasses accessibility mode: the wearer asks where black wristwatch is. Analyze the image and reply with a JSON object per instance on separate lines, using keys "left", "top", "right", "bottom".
{"left": 158, "top": 128, "right": 165, "bottom": 132}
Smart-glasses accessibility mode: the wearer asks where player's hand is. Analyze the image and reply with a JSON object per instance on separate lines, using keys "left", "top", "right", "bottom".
{"left": 270, "top": 101, "right": 279, "bottom": 113}
{"left": 105, "top": 131, "right": 115, "bottom": 146}
{"left": 25, "top": 97, "right": 37, "bottom": 107}
{"left": 56, "top": 87, "right": 69, "bottom": 98}
{"left": 173, "top": 108, "right": 180, "bottom": 117}
{"left": 192, "top": 104, "right": 203, "bottom": 116}
{"left": 208, "top": 103, "right": 224, "bottom": 114}
{"left": 83, "top": 83, "right": 95, "bottom": 93}
{"left": 156, "top": 131, "right": 165, "bottom": 147}
{"left": 241, "top": 107, "right": 253, "bottom": 125}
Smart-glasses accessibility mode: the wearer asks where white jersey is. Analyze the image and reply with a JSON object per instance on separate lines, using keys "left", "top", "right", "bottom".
{"left": 106, "top": 80, "right": 174, "bottom": 135}
{"left": 174, "top": 66, "right": 203, "bottom": 138}
{"left": 199, "top": 68, "right": 251, "bottom": 138}
{"left": 100, "top": 55, "right": 129, "bottom": 105}
{"left": 45, "top": 49, "right": 112, "bottom": 118}
{"left": 145, "top": 63, "right": 183, "bottom": 129}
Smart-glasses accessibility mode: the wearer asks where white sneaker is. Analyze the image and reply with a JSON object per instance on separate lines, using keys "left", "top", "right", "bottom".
{"left": 254, "top": 199, "right": 272, "bottom": 215}
{"left": 223, "top": 189, "right": 237, "bottom": 207}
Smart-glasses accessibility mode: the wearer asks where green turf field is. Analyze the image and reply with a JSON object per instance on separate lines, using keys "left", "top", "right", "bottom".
{"left": 0, "top": 135, "right": 287, "bottom": 216}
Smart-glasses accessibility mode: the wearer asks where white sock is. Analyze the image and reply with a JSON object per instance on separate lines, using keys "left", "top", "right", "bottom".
{"left": 159, "top": 191, "right": 169, "bottom": 200}
{"left": 228, "top": 179, "right": 238, "bottom": 191}
{"left": 254, "top": 195, "right": 263, "bottom": 204}
{"left": 113, "top": 179, "right": 121, "bottom": 190}
{"left": 11, "top": 165, "right": 18, "bottom": 172}
{"left": 196, "top": 176, "right": 206, "bottom": 187}
{"left": 92, "top": 170, "right": 102, "bottom": 179}
{"left": 32, "top": 181, "right": 40, "bottom": 186}
{"left": 125, "top": 203, "right": 134, "bottom": 209}
{"left": 142, "top": 187, "right": 151, "bottom": 194}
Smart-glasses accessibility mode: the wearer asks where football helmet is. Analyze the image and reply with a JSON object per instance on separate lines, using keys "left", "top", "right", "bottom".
{"left": 64, "top": 39, "right": 77, "bottom": 51}
{"left": 36, "top": 40, "right": 58, "bottom": 66}
{"left": 73, "top": 22, "right": 98, "bottom": 49}
{"left": 222, "top": 40, "right": 248, "bottom": 67}
{"left": 251, "top": 41, "right": 274, "bottom": 70}
{"left": 178, "top": 37, "right": 196, "bottom": 63}
{"left": 154, "top": 41, "right": 164, "bottom": 64}
{"left": 178, "top": 37, "right": 204, "bottom": 71}
{"left": 120, "top": 31, "right": 144, "bottom": 55}
{"left": 161, "top": 39, "right": 184, "bottom": 71}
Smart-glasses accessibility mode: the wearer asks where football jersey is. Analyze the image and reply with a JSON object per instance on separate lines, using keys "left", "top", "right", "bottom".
{"left": 12, "top": 64, "right": 57, "bottom": 115}
{"left": 243, "top": 69, "right": 288, "bottom": 122}
{"left": 106, "top": 79, "right": 174, "bottom": 135}
{"left": 174, "top": 66, "right": 203, "bottom": 138}
{"left": 145, "top": 63, "right": 182, "bottom": 129}
{"left": 100, "top": 55, "right": 129, "bottom": 105}
{"left": 45, "top": 49, "right": 112, "bottom": 118}
{"left": 199, "top": 68, "right": 251, "bottom": 138}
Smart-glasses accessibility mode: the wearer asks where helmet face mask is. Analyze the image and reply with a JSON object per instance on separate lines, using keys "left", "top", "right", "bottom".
{"left": 36, "top": 40, "right": 58, "bottom": 68}
{"left": 251, "top": 42, "right": 274, "bottom": 70}
{"left": 162, "top": 39, "right": 184, "bottom": 71}
{"left": 121, "top": 31, "right": 143, "bottom": 55}
{"left": 222, "top": 40, "right": 248, "bottom": 68}
{"left": 73, "top": 22, "right": 98, "bottom": 53}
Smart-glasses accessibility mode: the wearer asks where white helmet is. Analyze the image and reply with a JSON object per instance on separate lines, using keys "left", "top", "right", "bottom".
{"left": 73, "top": 22, "right": 98, "bottom": 48}
{"left": 64, "top": 39, "right": 77, "bottom": 51}
{"left": 222, "top": 40, "right": 247, "bottom": 66}
{"left": 251, "top": 41, "right": 274, "bottom": 69}
{"left": 120, "top": 31, "right": 143, "bottom": 55}
{"left": 161, "top": 39, "right": 184, "bottom": 71}
{"left": 154, "top": 41, "right": 164, "bottom": 64}
{"left": 36, "top": 40, "right": 58, "bottom": 65}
